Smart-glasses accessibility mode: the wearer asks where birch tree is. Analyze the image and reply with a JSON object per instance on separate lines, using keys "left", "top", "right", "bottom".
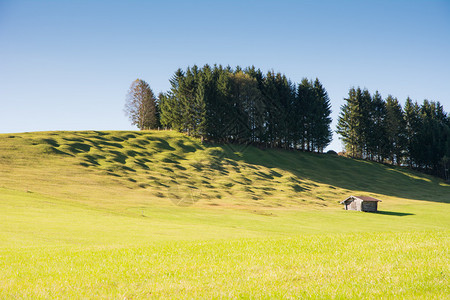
{"left": 124, "top": 79, "right": 158, "bottom": 130}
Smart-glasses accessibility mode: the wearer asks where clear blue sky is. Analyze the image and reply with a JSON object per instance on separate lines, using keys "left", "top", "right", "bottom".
{"left": 1, "top": 0, "right": 449, "bottom": 151}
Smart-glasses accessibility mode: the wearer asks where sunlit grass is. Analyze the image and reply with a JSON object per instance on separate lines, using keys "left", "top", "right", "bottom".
{"left": 0, "top": 130, "right": 449, "bottom": 298}
{"left": 1, "top": 130, "right": 448, "bottom": 213}
{"left": 1, "top": 232, "right": 448, "bottom": 299}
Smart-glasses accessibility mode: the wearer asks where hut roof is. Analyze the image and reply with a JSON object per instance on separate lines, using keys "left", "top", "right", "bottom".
{"left": 356, "top": 196, "right": 382, "bottom": 202}
{"left": 340, "top": 195, "right": 382, "bottom": 204}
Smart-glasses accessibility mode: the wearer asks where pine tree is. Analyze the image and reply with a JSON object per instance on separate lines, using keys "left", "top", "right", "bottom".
{"left": 296, "top": 79, "right": 312, "bottom": 150}
{"left": 261, "top": 71, "right": 278, "bottom": 147}
{"left": 228, "top": 71, "right": 251, "bottom": 143}
{"left": 359, "top": 89, "right": 373, "bottom": 158}
{"left": 159, "top": 69, "right": 185, "bottom": 131}
{"left": 244, "top": 66, "right": 265, "bottom": 144}
{"left": 312, "top": 78, "right": 332, "bottom": 152}
{"left": 417, "top": 100, "right": 450, "bottom": 176}
{"left": 337, "top": 87, "right": 362, "bottom": 157}
{"left": 368, "top": 91, "right": 387, "bottom": 162}
{"left": 213, "top": 66, "right": 232, "bottom": 142}
{"left": 385, "top": 95, "right": 407, "bottom": 165}
{"left": 404, "top": 97, "right": 421, "bottom": 167}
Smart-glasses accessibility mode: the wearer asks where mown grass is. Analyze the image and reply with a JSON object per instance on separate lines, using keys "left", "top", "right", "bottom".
{"left": 0, "top": 130, "right": 449, "bottom": 298}
{"left": 1, "top": 232, "right": 448, "bottom": 298}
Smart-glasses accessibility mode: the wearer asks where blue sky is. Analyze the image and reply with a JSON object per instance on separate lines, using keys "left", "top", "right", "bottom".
{"left": 1, "top": 0, "right": 449, "bottom": 151}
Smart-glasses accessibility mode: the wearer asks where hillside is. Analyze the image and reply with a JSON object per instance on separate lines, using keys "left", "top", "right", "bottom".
{"left": 1, "top": 130, "right": 449, "bottom": 239}
{"left": 1, "top": 130, "right": 449, "bottom": 298}
{"left": 1, "top": 130, "right": 448, "bottom": 211}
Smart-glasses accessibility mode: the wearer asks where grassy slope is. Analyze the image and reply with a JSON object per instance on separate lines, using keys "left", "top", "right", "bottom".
{"left": 0, "top": 130, "right": 449, "bottom": 298}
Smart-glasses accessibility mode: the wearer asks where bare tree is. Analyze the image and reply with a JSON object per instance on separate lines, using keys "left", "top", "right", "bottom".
{"left": 124, "top": 79, "right": 158, "bottom": 130}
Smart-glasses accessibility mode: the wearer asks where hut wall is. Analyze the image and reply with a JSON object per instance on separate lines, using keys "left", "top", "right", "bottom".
{"left": 361, "top": 201, "right": 378, "bottom": 212}
{"left": 345, "top": 199, "right": 362, "bottom": 211}
{"left": 355, "top": 199, "right": 363, "bottom": 211}
{"left": 349, "top": 200, "right": 357, "bottom": 210}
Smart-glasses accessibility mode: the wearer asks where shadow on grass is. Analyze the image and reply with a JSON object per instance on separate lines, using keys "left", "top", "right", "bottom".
{"left": 370, "top": 211, "right": 415, "bottom": 216}
{"left": 228, "top": 145, "right": 450, "bottom": 203}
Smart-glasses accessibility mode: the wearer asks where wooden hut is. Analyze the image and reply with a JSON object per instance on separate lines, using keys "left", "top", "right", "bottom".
{"left": 340, "top": 196, "right": 381, "bottom": 212}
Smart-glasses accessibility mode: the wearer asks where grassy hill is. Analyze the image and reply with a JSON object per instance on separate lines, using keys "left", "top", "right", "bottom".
{"left": 0, "top": 130, "right": 449, "bottom": 298}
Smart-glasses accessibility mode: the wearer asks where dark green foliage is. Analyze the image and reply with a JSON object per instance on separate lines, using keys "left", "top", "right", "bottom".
{"left": 404, "top": 97, "right": 421, "bottom": 167}
{"left": 368, "top": 91, "right": 387, "bottom": 162}
{"left": 159, "top": 65, "right": 333, "bottom": 152}
{"left": 312, "top": 79, "right": 333, "bottom": 152}
{"left": 385, "top": 96, "right": 407, "bottom": 165}
{"left": 337, "top": 87, "right": 449, "bottom": 180}
{"left": 337, "top": 87, "right": 362, "bottom": 157}
{"left": 413, "top": 100, "right": 450, "bottom": 178}
{"left": 159, "top": 69, "right": 185, "bottom": 132}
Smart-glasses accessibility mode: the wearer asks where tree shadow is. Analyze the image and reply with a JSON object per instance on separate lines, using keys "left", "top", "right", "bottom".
{"left": 153, "top": 138, "right": 176, "bottom": 151}
{"left": 176, "top": 139, "right": 200, "bottom": 152}
{"left": 370, "top": 211, "right": 414, "bottom": 216}
{"left": 291, "top": 184, "right": 305, "bottom": 192}
{"left": 67, "top": 142, "right": 92, "bottom": 153}
{"left": 225, "top": 145, "right": 450, "bottom": 204}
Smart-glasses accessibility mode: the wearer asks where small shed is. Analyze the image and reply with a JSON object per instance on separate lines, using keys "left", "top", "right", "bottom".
{"left": 340, "top": 195, "right": 381, "bottom": 212}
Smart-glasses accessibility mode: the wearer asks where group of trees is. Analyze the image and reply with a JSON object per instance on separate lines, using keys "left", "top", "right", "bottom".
{"left": 158, "top": 64, "right": 332, "bottom": 151}
{"left": 124, "top": 69, "right": 449, "bottom": 180}
{"left": 337, "top": 87, "right": 450, "bottom": 180}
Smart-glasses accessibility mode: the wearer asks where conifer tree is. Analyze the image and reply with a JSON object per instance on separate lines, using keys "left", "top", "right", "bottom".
{"left": 385, "top": 95, "right": 407, "bottom": 165}
{"left": 368, "top": 91, "right": 387, "bottom": 162}
{"left": 213, "top": 66, "right": 232, "bottom": 142}
{"left": 337, "top": 88, "right": 362, "bottom": 157}
{"left": 404, "top": 97, "right": 421, "bottom": 167}
{"left": 296, "top": 79, "right": 312, "bottom": 150}
{"left": 312, "top": 78, "right": 332, "bottom": 152}
{"left": 261, "top": 71, "right": 278, "bottom": 147}
{"left": 159, "top": 69, "right": 185, "bottom": 131}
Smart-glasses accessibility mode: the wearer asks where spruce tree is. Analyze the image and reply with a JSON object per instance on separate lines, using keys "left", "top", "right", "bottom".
{"left": 159, "top": 69, "right": 185, "bottom": 131}
{"left": 261, "top": 71, "right": 278, "bottom": 147}
{"left": 312, "top": 78, "right": 332, "bottom": 152}
{"left": 385, "top": 96, "right": 407, "bottom": 165}
{"left": 296, "top": 79, "right": 312, "bottom": 151}
{"left": 404, "top": 97, "right": 421, "bottom": 167}
{"left": 337, "top": 88, "right": 362, "bottom": 157}
{"left": 369, "top": 91, "right": 387, "bottom": 162}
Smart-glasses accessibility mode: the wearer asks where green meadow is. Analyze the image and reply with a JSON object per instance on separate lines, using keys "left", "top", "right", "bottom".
{"left": 0, "top": 131, "right": 449, "bottom": 298}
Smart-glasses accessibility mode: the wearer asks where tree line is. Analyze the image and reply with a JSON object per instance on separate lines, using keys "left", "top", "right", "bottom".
{"left": 124, "top": 68, "right": 449, "bottom": 180}
{"left": 156, "top": 65, "right": 332, "bottom": 151}
{"left": 337, "top": 87, "right": 450, "bottom": 180}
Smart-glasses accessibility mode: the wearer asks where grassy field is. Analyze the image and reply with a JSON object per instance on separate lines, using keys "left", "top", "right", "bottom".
{"left": 0, "top": 130, "right": 449, "bottom": 298}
